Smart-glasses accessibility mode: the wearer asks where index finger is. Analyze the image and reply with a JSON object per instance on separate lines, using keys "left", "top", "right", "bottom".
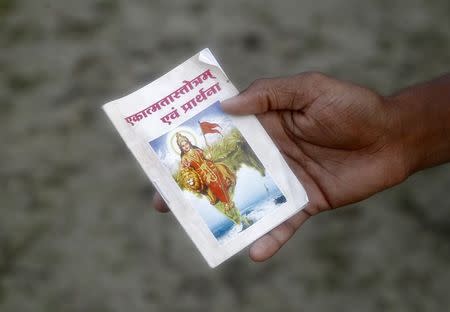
{"left": 152, "top": 192, "right": 170, "bottom": 213}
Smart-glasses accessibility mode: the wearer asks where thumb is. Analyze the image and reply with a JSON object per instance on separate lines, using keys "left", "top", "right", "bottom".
{"left": 221, "top": 77, "right": 287, "bottom": 115}
{"left": 221, "top": 73, "right": 325, "bottom": 115}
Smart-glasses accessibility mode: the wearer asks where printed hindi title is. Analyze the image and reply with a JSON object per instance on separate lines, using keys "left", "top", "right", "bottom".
{"left": 124, "top": 69, "right": 222, "bottom": 126}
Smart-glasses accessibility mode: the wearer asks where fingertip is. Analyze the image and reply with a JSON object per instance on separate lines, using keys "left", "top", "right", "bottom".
{"left": 152, "top": 193, "right": 170, "bottom": 213}
{"left": 220, "top": 96, "right": 243, "bottom": 115}
{"left": 249, "top": 235, "right": 277, "bottom": 262}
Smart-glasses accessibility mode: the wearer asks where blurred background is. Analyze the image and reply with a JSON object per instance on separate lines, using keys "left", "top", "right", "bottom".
{"left": 1, "top": 0, "right": 450, "bottom": 311}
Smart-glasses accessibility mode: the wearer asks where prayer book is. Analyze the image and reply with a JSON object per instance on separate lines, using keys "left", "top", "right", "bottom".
{"left": 103, "top": 49, "right": 308, "bottom": 267}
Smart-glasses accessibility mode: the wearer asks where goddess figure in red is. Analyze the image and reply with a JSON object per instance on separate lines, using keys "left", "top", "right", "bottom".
{"left": 176, "top": 132, "right": 244, "bottom": 224}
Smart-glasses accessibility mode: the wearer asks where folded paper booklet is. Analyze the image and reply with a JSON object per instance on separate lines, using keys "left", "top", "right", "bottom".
{"left": 103, "top": 49, "right": 308, "bottom": 267}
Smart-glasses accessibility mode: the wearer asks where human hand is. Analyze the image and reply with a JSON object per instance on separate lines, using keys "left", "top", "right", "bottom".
{"left": 153, "top": 72, "right": 410, "bottom": 262}
{"left": 181, "top": 159, "right": 190, "bottom": 168}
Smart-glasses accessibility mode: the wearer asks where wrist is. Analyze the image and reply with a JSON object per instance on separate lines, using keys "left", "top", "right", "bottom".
{"left": 385, "top": 95, "right": 422, "bottom": 179}
{"left": 386, "top": 75, "right": 450, "bottom": 177}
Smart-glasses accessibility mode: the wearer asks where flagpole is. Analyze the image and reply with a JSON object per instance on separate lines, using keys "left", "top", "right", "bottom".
{"left": 199, "top": 121, "right": 209, "bottom": 147}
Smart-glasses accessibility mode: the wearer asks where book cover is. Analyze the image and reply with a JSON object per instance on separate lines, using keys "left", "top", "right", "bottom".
{"left": 103, "top": 49, "right": 308, "bottom": 267}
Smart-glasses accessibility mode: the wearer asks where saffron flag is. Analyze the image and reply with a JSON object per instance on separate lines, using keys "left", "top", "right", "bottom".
{"left": 199, "top": 121, "right": 222, "bottom": 135}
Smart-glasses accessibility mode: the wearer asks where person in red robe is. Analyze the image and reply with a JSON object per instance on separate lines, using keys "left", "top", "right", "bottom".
{"left": 176, "top": 132, "right": 244, "bottom": 224}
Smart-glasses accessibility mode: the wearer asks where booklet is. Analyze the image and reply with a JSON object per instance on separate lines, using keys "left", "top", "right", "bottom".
{"left": 103, "top": 49, "right": 308, "bottom": 267}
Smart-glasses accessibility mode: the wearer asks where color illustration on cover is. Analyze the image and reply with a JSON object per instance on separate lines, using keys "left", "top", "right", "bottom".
{"left": 150, "top": 101, "right": 287, "bottom": 243}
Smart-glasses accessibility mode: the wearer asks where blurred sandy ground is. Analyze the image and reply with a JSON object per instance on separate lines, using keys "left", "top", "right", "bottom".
{"left": 1, "top": 0, "right": 450, "bottom": 311}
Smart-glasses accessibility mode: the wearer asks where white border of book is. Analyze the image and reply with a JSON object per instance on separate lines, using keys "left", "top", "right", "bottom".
{"left": 103, "top": 49, "right": 309, "bottom": 267}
